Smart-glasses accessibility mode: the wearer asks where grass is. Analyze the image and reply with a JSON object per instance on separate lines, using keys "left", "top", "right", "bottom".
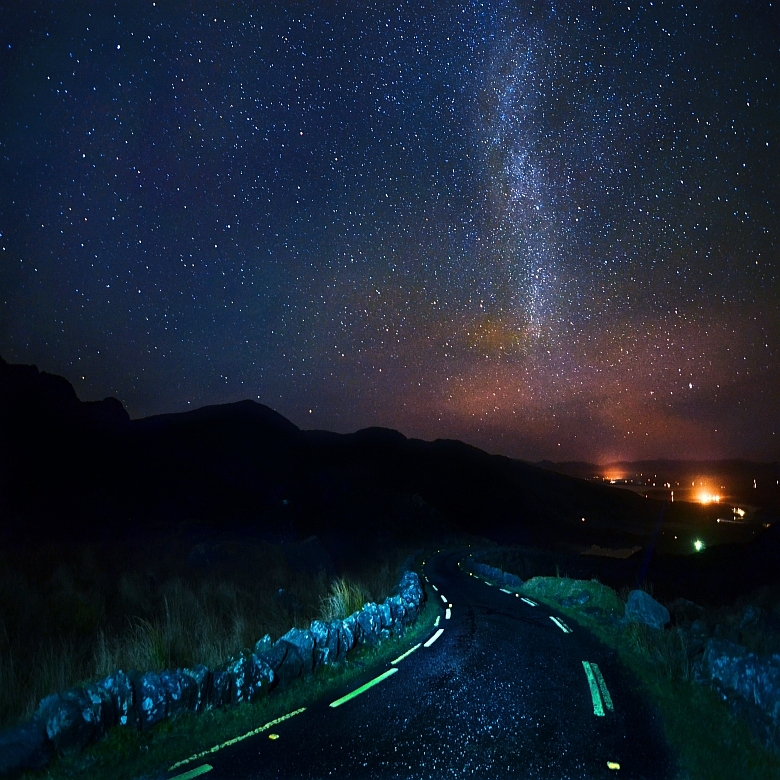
{"left": 21, "top": 595, "right": 441, "bottom": 780}
{"left": 475, "top": 557, "right": 780, "bottom": 780}
{"left": 0, "top": 531, "right": 415, "bottom": 730}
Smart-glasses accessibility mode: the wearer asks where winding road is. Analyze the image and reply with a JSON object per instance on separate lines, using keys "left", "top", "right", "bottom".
{"left": 167, "top": 550, "right": 672, "bottom": 779}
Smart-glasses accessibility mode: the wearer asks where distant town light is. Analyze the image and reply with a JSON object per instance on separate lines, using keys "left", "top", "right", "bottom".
{"left": 697, "top": 492, "right": 720, "bottom": 504}
{"left": 693, "top": 539, "right": 706, "bottom": 552}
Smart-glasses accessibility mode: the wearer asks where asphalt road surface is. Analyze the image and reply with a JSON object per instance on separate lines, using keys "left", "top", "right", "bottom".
{"left": 168, "top": 550, "right": 672, "bottom": 779}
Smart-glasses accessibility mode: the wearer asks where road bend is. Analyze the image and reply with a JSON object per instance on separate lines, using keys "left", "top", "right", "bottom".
{"left": 169, "top": 549, "right": 672, "bottom": 779}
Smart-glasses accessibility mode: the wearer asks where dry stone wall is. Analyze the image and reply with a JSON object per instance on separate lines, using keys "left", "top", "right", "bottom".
{"left": 0, "top": 571, "right": 425, "bottom": 778}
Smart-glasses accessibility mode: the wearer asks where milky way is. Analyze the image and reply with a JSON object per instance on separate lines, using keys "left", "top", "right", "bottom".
{"left": 1, "top": 1, "right": 778, "bottom": 461}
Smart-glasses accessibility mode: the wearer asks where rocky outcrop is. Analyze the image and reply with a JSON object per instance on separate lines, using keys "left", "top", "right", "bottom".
{"left": 0, "top": 570, "right": 425, "bottom": 778}
{"left": 624, "top": 589, "right": 670, "bottom": 629}
{"left": 702, "top": 639, "right": 780, "bottom": 724}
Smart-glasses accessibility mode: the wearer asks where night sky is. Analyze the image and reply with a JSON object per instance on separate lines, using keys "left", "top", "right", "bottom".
{"left": 1, "top": 1, "right": 778, "bottom": 462}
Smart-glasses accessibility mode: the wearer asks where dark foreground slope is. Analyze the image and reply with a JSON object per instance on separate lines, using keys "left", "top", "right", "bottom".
{"left": 0, "top": 355, "right": 655, "bottom": 549}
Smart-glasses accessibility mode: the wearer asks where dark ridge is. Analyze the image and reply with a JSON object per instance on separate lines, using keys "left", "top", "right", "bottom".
{"left": 2, "top": 354, "right": 779, "bottom": 601}
{"left": 0, "top": 355, "right": 655, "bottom": 547}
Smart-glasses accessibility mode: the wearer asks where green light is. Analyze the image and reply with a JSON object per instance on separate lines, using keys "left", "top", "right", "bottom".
{"left": 694, "top": 539, "right": 706, "bottom": 552}
{"left": 329, "top": 668, "right": 398, "bottom": 708}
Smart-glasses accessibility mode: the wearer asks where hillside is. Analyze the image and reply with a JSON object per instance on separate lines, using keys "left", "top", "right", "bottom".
{"left": 0, "top": 355, "right": 656, "bottom": 549}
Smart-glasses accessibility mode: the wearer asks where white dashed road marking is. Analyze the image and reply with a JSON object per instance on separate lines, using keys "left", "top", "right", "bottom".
{"left": 582, "top": 661, "right": 613, "bottom": 716}
{"left": 549, "top": 616, "right": 572, "bottom": 633}
{"left": 500, "top": 588, "right": 512, "bottom": 594}
{"left": 424, "top": 628, "right": 444, "bottom": 647}
{"left": 391, "top": 643, "right": 422, "bottom": 665}
{"left": 329, "top": 668, "right": 398, "bottom": 708}
{"left": 521, "top": 598, "right": 537, "bottom": 606}
{"left": 169, "top": 766, "right": 213, "bottom": 780}
{"left": 590, "top": 662, "right": 614, "bottom": 711}
{"left": 445, "top": 608, "right": 451, "bottom": 619}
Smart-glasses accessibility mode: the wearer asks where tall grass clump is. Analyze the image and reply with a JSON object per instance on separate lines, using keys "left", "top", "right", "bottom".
{"left": 623, "top": 622, "right": 690, "bottom": 682}
{"left": 319, "top": 578, "right": 371, "bottom": 621}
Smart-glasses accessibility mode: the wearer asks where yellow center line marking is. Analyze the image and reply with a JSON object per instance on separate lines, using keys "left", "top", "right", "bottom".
{"left": 169, "top": 709, "right": 306, "bottom": 771}
{"left": 607, "top": 761, "right": 621, "bottom": 770}
{"left": 445, "top": 608, "right": 451, "bottom": 619}
{"left": 391, "top": 642, "right": 422, "bottom": 665}
{"left": 434, "top": 615, "right": 440, "bottom": 627}
{"left": 590, "top": 663, "right": 614, "bottom": 711}
{"left": 424, "top": 628, "right": 444, "bottom": 647}
{"left": 431, "top": 583, "right": 438, "bottom": 591}
{"left": 521, "top": 597, "right": 537, "bottom": 606}
{"left": 582, "top": 661, "right": 605, "bottom": 716}
{"left": 549, "top": 616, "right": 572, "bottom": 633}
{"left": 329, "top": 668, "right": 398, "bottom": 708}
{"left": 169, "top": 765, "right": 213, "bottom": 780}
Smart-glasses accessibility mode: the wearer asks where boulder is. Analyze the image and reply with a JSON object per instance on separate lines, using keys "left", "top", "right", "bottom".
{"left": 703, "top": 639, "right": 780, "bottom": 723}
{"left": 0, "top": 719, "right": 53, "bottom": 777}
{"left": 180, "top": 665, "right": 211, "bottom": 713}
{"left": 97, "top": 670, "right": 137, "bottom": 728}
{"left": 625, "top": 590, "right": 670, "bottom": 629}
{"left": 131, "top": 671, "right": 168, "bottom": 729}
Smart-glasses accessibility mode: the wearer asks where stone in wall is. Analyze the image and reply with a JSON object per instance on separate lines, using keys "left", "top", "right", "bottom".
{"left": 97, "top": 670, "right": 137, "bottom": 728}
{"left": 0, "top": 569, "right": 427, "bottom": 778}
{"left": 209, "top": 668, "right": 234, "bottom": 708}
{"left": 0, "top": 719, "right": 52, "bottom": 777}
{"left": 34, "top": 683, "right": 111, "bottom": 754}
{"left": 181, "top": 665, "right": 211, "bottom": 713}
{"left": 131, "top": 671, "right": 168, "bottom": 730}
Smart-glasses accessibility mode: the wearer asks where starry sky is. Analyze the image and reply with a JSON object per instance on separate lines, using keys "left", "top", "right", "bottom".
{"left": 1, "top": 1, "right": 778, "bottom": 462}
